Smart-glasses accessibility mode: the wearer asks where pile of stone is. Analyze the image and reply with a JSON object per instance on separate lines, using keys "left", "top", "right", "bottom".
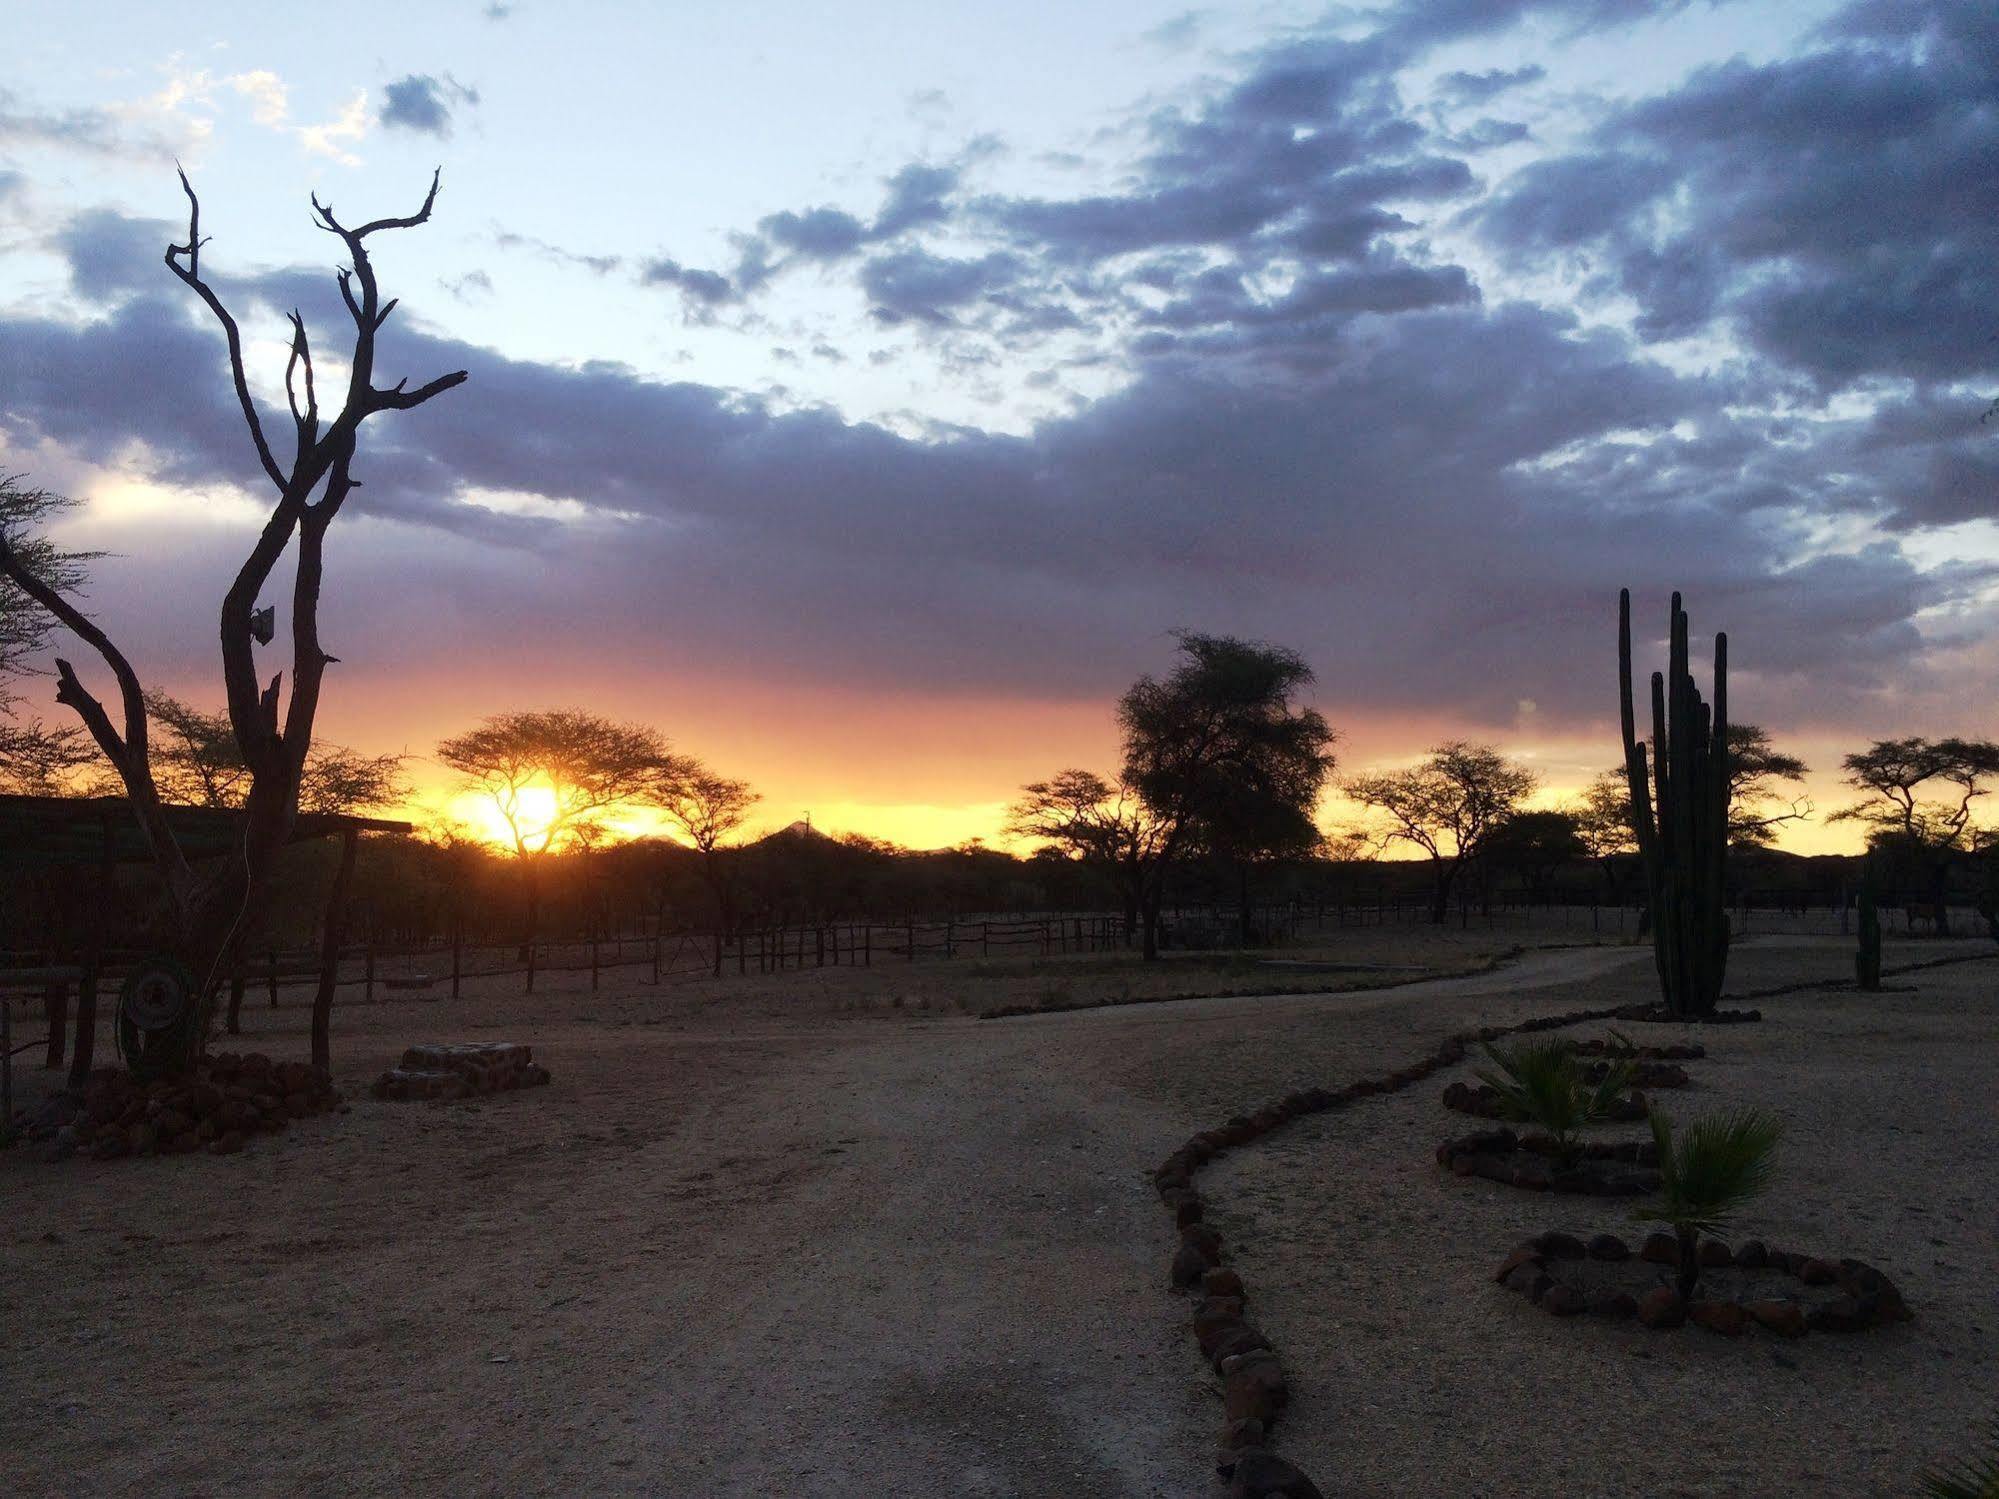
{"left": 26, "top": 1053, "right": 341, "bottom": 1161}
{"left": 1580, "top": 1057, "right": 1690, "bottom": 1089}
{"left": 1436, "top": 1126, "right": 1661, "bottom": 1195}
{"left": 1567, "top": 1037, "right": 1704, "bottom": 1061}
{"left": 371, "top": 1042, "right": 551, "bottom": 1102}
{"left": 1441, "top": 1078, "right": 1653, "bottom": 1122}
{"left": 1495, "top": 1229, "right": 1913, "bottom": 1334}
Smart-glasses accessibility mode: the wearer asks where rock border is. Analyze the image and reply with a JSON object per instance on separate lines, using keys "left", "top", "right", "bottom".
{"left": 1441, "top": 1079, "right": 1653, "bottom": 1123}
{"left": 1494, "top": 1229, "right": 1914, "bottom": 1335}
{"left": 1613, "top": 1003, "right": 1763, "bottom": 1025}
{"left": 1435, "top": 1126, "right": 1660, "bottom": 1196}
{"left": 1568, "top": 1037, "right": 1705, "bottom": 1061}
{"left": 1151, "top": 1001, "right": 1628, "bottom": 1497}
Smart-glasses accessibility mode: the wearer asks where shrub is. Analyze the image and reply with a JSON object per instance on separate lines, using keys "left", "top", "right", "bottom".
{"left": 1473, "top": 1038, "right": 1634, "bottom": 1167}
{"left": 1635, "top": 1107, "right": 1782, "bottom": 1300}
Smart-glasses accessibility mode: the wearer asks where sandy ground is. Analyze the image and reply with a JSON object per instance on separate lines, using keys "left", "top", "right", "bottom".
{"left": 0, "top": 927, "right": 1991, "bottom": 1497}
{"left": 1208, "top": 943, "right": 1999, "bottom": 1499}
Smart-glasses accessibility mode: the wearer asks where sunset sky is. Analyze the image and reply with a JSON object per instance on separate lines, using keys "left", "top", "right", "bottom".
{"left": 4, "top": 0, "right": 1995, "bottom": 853}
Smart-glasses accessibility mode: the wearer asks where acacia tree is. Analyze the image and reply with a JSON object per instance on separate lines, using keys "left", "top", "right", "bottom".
{"left": 1481, "top": 808, "right": 1585, "bottom": 905}
{"left": 1188, "top": 765, "right": 1331, "bottom": 945}
{"left": 1721, "top": 724, "right": 1811, "bottom": 847}
{"left": 1573, "top": 768, "right": 1639, "bottom": 902}
{"left": 1833, "top": 736, "right": 1999, "bottom": 935}
{"left": 1346, "top": 742, "right": 1536, "bottom": 923}
{"left": 135, "top": 693, "right": 407, "bottom": 815}
{"left": 0, "top": 478, "right": 97, "bottom": 793}
{"left": 0, "top": 175, "right": 465, "bottom": 1051}
{"left": 1005, "top": 769, "right": 1172, "bottom": 945}
{"left": 437, "top": 709, "right": 672, "bottom": 955}
{"left": 648, "top": 763, "right": 758, "bottom": 976}
{"left": 1118, "top": 633, "right": 1336, "bottom": 959}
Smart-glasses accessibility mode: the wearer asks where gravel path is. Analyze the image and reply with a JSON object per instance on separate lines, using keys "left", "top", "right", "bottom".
{"left": 1205, "top": 943, "right": 1999, "bottom": 1498}
{"left": 4, "top": 936, "right": 1980, "bottom": 1496}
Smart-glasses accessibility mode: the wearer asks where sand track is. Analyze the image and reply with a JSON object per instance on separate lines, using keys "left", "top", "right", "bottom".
{"left": 3, "top": 936, "right": 1987, "bottom": 1496}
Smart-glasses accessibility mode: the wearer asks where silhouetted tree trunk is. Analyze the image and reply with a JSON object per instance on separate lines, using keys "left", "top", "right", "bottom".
{"left": 517, "top": 855, "right": 542, "bottom": 963}
{"left": 310, "top": 828, "right": 358, "bottom": 1073}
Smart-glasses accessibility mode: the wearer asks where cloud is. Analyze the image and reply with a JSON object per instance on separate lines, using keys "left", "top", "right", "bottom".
{"left": 7, "top": 0, "right": 1992, "bottom": 754}
{"left": 860, "top": 249, "right": 1024, "bottom": 325}
{"left": 637, "top": 256, "right": 739, "bottom": 314}
{"left": 12, "top": 199, "right": 1983, "bottom": 738}
{"left": 492, "top": 228, "right": 622, "bottom": 276}
{"left": 443, "top": 269, "right": 494, "bottom": 301}
{"left": 1434, "top": 64, "right": 1545, "bottom": 104}
{"left": 378, "top": 73, "right": 480, "bottom": 137}
{"left": 0, "top": 88, "right": 172, "bottom": 159}
{"left": 1472, "top": 0, "right": 1999, "bottom": 391}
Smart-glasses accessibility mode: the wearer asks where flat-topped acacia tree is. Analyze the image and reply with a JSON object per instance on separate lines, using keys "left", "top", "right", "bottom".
{"left": 0, "top": 171, "right": 466, "bottom": 1047}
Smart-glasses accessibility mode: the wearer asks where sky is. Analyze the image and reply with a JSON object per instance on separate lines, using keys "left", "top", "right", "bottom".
{"left": 2, "top": 0, "right": 1995, "bottom": 852}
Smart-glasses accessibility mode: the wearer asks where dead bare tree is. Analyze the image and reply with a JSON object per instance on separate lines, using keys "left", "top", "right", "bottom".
{"left": 0, "top": 170, "right": 465, "bottom": 1049}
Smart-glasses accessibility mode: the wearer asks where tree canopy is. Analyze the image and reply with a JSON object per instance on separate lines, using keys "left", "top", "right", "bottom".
{"left": 1346, "top": 741, "right": 1536, "bottom": 921}
{"left": 1834, "top": 736, "right": 1999, "bottom": 853}
{"left": 1115, "top": 632, "right": 1336, "bottom": 954}
{"left": 0, "top": 476, "right": 97, "bottom": 794}
{"left": 437, "top": 709, "right": 675, "bottom": 858}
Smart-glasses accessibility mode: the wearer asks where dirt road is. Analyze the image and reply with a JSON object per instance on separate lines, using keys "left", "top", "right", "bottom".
{"left": 2, "top": 939, "right": 1792, "bottom": 1497}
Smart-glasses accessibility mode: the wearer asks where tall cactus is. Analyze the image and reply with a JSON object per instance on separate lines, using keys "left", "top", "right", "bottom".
{"left": 1618, "top": 590, "right": 1732, "bottom": 1017}
{"left": 1855, "top": 853, "right": 1883, "bottom": 991}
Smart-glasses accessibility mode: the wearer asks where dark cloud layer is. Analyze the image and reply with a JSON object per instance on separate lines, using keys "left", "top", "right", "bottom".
{"left": 378, "top": 74, "right": 479, "bottom": 137}
{"left": 1475, "top": 0, "right": 1999, "bottom": 419}
{"left": 4, "top": 0, "right": 1994, "bottom": 743}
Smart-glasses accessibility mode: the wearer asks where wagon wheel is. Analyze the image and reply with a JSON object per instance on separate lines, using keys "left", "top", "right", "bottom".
{"left": 116, "top": 957, "right": 199, "bottom": 1080}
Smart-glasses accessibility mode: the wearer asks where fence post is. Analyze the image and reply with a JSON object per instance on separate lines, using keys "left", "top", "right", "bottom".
{"left": 526, "top": 938, "right": 537, "bottom": 994}
{"left": 864, "top": 924, "right": 872, "bottom": 967}
{"left": 268, "top": 948, "right": 280, "bottom": 1007}
{"left": 43, "top": 980, "right": 67, "bottom": 1071}
{"left": 452, "top": 924, "right": 463, "bottom": 1003}
{"left": 981, "top": 922, "right": 989, "bottom": 958}
{"left": 651, "top": 932, "right": 661, "bottom": 984}
{"left": 946, "top": 919, "right": 955, "bottom": 959}
{"left": 816, "top": 926, "right": 825, "bottom": 968}
{"left": 906, "top": 921, "right": 915, "bottom": 962}
{"left": 364, "top": 943, "right": 376, "bottom": 1005}
{"left": 591, "top": 932, "right": 600, "bottom": 992}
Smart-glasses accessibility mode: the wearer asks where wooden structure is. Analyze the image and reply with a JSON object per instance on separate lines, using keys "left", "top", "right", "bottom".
{"left": 0, "top": 795, "right": 409, "bottom": 1115}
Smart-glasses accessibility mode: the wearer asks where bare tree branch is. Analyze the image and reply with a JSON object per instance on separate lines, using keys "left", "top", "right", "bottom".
{"left": 164, "top": 168, "right": 288, "bottom": 493}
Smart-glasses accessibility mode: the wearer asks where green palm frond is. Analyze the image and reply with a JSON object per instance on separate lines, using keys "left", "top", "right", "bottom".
{"left": 1473, "top": 1038, "right": 1632, "bottom": 1162}
{"left": 1635, "top": 1107, "right": 1782, "bottom": 1237}
{"left": 1921, "top": 1420, "right": 1999, "bottom": 1498}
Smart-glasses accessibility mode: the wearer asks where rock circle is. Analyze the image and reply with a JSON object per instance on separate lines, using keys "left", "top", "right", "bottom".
{"left": 1493, "top": 1231, "right": 1914, "bottom": 1336}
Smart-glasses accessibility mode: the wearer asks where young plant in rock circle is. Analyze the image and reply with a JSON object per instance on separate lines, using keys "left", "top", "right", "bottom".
{"left": 1635, "top": 1107, "right": 1782, "bottom": 1301}
{"left": 1473, "top": 1037, "right": 1634, "bottom": 1169}
{"left": 1921, "top": 1419, "right": 1999, "bottom": 1499}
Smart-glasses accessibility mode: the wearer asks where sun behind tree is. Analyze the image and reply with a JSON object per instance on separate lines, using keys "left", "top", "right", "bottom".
{"left": 437, "top": 709, "right": 677, "bottom": 955}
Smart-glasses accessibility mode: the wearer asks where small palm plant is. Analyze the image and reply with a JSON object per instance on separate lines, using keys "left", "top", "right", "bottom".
{"left": 1922, "top": 1420, "right": 1999, "bottom": 1498}
{"left": 1473, "top": 1038, "right": 1634, "bottom": 1168}
{"left": 1635, "top": 1107, "right": 1783, "bottom": 1300}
